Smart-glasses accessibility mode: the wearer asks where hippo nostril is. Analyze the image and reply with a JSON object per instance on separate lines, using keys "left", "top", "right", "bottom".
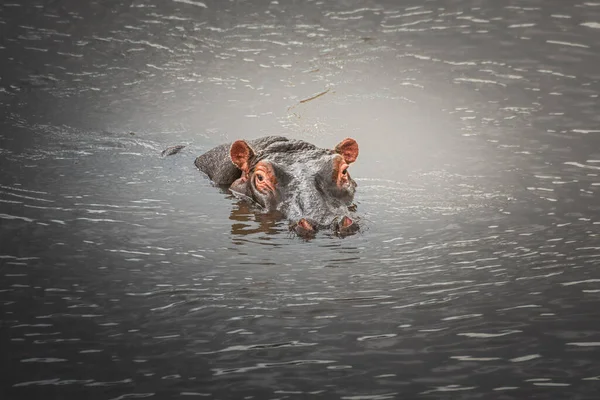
{"left": 340, "top": 216, "right": 353, "bottom": 228}
{"left": 292, "top": 218, "right": 316, "bottom": 238}
{"left": 335, "top": 215, "right": 359, "bottom": 236}
{"left": 298, "top": 218, "right": 314, "bottom": 231}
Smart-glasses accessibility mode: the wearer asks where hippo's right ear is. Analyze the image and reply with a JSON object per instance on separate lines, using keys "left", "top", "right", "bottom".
{"left": 230, "top": 140, "right": 255, "bottom": 173}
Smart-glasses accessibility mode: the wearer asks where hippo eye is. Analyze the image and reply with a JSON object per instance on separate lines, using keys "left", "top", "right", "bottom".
{"left": 256, "top": 174, "right": 264, "bottom": 182}
{"left": 342, "top": 168, "right": 348, "bottom": 175}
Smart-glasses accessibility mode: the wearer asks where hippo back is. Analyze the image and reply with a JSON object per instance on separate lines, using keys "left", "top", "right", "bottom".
{"left": 194, "top": 136, "right": 289, "bottom": 185}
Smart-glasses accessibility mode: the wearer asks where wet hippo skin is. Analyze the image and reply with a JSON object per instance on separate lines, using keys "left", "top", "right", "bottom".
{"left": 194, "top": 136, "right": 359, "bottom": 236}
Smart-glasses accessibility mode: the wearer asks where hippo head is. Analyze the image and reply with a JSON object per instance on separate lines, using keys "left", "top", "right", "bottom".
{"left": 227, "top": 138, "right": 359, "bottom": 237}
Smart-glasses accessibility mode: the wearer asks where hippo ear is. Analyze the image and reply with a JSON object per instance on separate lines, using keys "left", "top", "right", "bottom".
{"left": 230, "top": 140, "right": 255, "bottom": 173}
{"left": 334, "top": 138, "right": 359, "bottom": 164}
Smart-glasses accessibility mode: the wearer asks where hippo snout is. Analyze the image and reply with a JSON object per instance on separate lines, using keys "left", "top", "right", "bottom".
{"left": 291, "top": 215, "right": 359, "bottom": 238}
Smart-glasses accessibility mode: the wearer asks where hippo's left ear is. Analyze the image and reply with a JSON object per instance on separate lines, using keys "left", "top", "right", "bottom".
{"left": 230, "top": 140, "right": 255, "bottom": 173}
{"left": 334, "top": 138, "right": 359, "bottom": 164}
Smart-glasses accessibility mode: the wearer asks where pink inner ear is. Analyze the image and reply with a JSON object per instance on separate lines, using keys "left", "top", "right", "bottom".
{"left": 230, "top": 140, "right": 254, "bottom": 172}
{"left": 335, "top": 138, "right": 359, "bottom": 164}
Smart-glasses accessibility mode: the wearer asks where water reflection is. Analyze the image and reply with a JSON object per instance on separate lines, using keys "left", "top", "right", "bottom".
{"left": 228, "top": 196, "right": 286, "bottom": 237}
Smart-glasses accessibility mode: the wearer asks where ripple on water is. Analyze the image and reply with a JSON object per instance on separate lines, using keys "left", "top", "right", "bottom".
{"left": 197, "top": 340, "right": 317, "bottom": 354}
{"left": 212, "top": 359, "right": 336, "bottom": 376}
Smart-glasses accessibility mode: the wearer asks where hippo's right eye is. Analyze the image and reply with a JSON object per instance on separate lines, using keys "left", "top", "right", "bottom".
{"left": 253, "top": 162, "right": 276, "bottom": 193}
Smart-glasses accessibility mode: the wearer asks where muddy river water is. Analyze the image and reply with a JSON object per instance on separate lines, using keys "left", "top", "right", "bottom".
{"left": 1, "top": 0, "right": 600, "bottom": 399}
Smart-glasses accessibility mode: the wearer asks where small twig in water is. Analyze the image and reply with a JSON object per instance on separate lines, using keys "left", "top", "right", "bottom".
{"left": 299, "top": 88, "right": 331, "bottom": 104}
{"left": 287, "top": 88, "right": 332, "bottom": 112}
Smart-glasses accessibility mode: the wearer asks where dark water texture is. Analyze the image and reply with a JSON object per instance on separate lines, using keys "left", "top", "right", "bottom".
{"left": 1, "top": 0, "right": 600, "bottom": 399}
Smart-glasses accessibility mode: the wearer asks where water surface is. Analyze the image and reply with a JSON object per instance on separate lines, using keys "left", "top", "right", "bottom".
{"left": 2, "top": 0, "right": 600, "bottom": 399}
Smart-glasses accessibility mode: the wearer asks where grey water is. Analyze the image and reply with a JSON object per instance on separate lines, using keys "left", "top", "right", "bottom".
{"left": 1, "top": 0, "right": 600, "bottom": 399}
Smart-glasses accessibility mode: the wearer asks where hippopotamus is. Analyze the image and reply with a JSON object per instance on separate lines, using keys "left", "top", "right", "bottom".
{"left": 194, "top": 136, "right": 360, "bottom": 236}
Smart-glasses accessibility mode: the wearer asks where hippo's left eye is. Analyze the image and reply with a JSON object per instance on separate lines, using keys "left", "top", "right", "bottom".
{"left": 256, "top": 174, "right": 264, "bottom": 182}
{"left": 342, "top": 168, "right": 348, "bottom": 175}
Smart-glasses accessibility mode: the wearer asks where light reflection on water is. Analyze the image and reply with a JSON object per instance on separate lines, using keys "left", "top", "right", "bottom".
{"left": 1, "top": 0, "right": 600, "bottom": 399}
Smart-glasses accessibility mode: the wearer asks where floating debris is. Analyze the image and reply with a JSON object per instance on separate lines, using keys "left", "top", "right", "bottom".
{"left": 161, "top": 145, "right": 186, "bottom": 157}
{"left": 299, "top": 88, "right": 331, "bottom": 104}
{"left": 288, "top": 88, "right": 332, "bottom": 112}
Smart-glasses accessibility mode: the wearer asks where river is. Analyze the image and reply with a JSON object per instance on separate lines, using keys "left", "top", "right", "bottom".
{"left": 1, "top": 0, "right": 600, "bottom": 399}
